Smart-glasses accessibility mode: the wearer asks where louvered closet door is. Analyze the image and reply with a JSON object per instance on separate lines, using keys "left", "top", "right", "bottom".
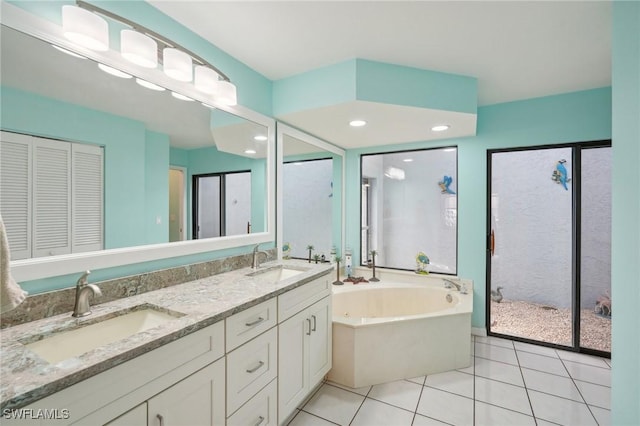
{"left": 0, "top": 132, "right": 32, "bottom": 260}
{"left": 32, "top": 138, "right": 71, "bottom": 258}
{"left": 72, "top": 144, "right": 103, "bottom": 253}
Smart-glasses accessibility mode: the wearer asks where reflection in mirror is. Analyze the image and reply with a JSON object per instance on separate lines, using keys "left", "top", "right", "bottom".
{"left": 278, "top": 125, "right": 344, "bottom": 262}
{"left": 0, "top": 25, "right": 269, "bottom": 262}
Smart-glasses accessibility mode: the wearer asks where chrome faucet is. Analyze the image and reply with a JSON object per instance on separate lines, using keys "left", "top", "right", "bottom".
{"left": 443, "top": 278, "right": 467, "bottom": 294}
{"left": 72, "top": 270, "right": 102, "bottom": 317}
{"left": 251, "top": 244, "right": 268, "bottom": 269}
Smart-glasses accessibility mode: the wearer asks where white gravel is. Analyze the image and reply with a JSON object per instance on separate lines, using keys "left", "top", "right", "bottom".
{"left": 490, "top": 299, "right": 611, "bottom": 353}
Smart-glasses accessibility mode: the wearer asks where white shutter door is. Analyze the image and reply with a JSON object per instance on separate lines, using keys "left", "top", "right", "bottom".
{"left": 32, "top": 138, "right": 71, "bottom": 258}
{"left": 0, "top": 132, "right": 32, "bottom": 260}
{"left": 72, "top": 144, "right": 103, "bottom": 253}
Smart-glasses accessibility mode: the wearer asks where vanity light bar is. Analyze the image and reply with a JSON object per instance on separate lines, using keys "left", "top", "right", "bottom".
{"left": 68, "top": 0, "right": 236, "bottom": 105}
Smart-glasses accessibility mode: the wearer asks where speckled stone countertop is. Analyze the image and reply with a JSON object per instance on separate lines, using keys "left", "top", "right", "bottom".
{"left": 0, "top": 260, "right": 333, "bottom": 411}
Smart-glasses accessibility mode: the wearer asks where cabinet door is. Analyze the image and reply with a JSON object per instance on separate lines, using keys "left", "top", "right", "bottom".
{"left": 104, "top": 403, "right": 147, "bottom": 426}
{"left": 309, "top": 297, "right": 332, "bottom": 386}
{"left": 278, "top": 307, "right": 309, "bottom": 423}
{"left": 147, "top": 358, "right": 225, "bottom": 426}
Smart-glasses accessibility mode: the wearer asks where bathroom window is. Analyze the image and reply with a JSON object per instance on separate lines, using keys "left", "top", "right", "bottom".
{"left": 360, "top": 147, "right": 457, "bottom": 274}
{"left": 0, "top": 131, "right": 104, "bottom": 260}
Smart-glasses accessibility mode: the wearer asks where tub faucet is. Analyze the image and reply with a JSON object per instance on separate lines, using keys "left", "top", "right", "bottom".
{"left": 443, "top": 278, "right": 467, "bottom": 294}
{"left": 72, "top": 270, "right": 102, "bottom": 317}
{"left": 251, "top": 244, "right": 268, "bottom": 269}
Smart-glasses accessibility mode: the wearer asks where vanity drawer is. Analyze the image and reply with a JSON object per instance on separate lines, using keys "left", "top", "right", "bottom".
{"left": 226, "top": 298, "right": 277, "bottom": 351}
{"left": 227, "top": 379, "right": 277, "bottom": 426}
{"left": 278, "top": 273, "right": 331, "bottom": 322}
{"left": 227, "top": 327, "right": 277, "bottom": 415}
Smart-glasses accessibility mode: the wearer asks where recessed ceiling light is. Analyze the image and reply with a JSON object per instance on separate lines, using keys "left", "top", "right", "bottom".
{"left": 171, "top": 92, "right": 194, "bottom": 101}
{"left": 244, "top": 149, "right": 257, "bottom": 155}
{"left": 432, "top": 125, "right": 450, "bottom": 132}
{"left": 443, "top": 148, "right": 457, "bottom": 152}
{"left": 254, "top": 135, "right": 268, "bottom": 141}
{"left": 293, "top": 162, "right": 304, "bottom": 166}
{"left": 135, "top": 78, "right": 165, "bottom": 91}
{"left": 52, "top": 44, "right": 86, "bottom": 59}
{"left": 403, "top": 158, "right": 414, "bottom": 163}
{"left": 98, "top": 63, "right": 132, "bottom": 79}
{"left": 349, "top": 120, "right": 367, "bottom": 127}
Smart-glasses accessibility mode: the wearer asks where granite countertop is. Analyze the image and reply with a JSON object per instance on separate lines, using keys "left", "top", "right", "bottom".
{"left": 0, "top": 260, "right": 333, "bottom": 411}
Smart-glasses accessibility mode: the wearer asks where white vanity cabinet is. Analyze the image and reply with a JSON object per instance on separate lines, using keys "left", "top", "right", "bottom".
{"left": 277, "top": 275, "right": 332, "bottom": 424}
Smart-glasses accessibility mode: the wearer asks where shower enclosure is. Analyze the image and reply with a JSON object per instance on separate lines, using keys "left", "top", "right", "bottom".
{"left": 487, "top": 142, "right": 611, "bottom": 356}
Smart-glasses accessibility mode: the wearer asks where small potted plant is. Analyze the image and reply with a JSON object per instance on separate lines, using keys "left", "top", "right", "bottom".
{"left": 415, "top": 252, "right": 430, "bottom": 275}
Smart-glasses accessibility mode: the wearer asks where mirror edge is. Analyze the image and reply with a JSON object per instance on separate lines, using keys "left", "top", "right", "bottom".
{"left": 2, "top": 2, "right": 277, "bottom": 282}
{"left": 276, "top": 122, "right": 345, "bottom": 262}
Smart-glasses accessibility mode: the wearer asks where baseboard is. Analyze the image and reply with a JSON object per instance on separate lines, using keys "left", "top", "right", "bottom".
{"left": 472, "top": 327, "right": 487, "bottom": 337}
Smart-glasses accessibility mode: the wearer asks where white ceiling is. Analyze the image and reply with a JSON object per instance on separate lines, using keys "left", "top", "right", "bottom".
{"left": 149, "top": 0, "right": 612, "bottom": 149}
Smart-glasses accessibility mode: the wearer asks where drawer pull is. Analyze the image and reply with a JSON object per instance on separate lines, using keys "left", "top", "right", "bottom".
{"left": 311, "top": 315, "right": 317, "bottom": 332}
{"left": 254, "top": 415, "right": 265, "bottom": 426}
{"left": 246, "top": 360, "right": 265, "bottom": 373}
{"left": 157, "top": 414, "right": 165, "bottom": 426}
{"left": 306, "top": 318, "right": 312, "bottom": 335}
{"left": 245, "top": 316, "right": 265, "bottom": 327}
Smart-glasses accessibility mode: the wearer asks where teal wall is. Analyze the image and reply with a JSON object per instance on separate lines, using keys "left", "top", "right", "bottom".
{"left": 612, "top": 2, "right": 640, "bottom": 424}
{"left": 344, "top": 87, "right": 612, "bottom": 328}
{"left": 144, "top": 130, "right": 170, "bottom": 245}
{"left": 273, "top": 59, "right": 477, "bottom": 116}
{"left": 0, "top": 86, "right": 159, "bottom": 249}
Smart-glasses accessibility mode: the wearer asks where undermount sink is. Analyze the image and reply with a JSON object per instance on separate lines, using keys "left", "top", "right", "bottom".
{"left": 247, "top": 265, "right": 308, "bottom": 282}
{"left": 24, "top": 305, "right": 183, "bottom": 364}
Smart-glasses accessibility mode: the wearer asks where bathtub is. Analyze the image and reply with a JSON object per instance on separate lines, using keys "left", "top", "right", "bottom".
{"left": 327, "top": 273, "right": 472, "bottom": 388}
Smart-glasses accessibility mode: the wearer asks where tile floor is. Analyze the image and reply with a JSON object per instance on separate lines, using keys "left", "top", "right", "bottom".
{"left": 287, "top": 335, "right": 611, "bottom": 426}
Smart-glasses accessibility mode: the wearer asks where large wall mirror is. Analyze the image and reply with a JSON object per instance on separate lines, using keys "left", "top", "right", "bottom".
{"left": 276, "top": 123, "right": 345, "bottom": 262}
{"left": 0, "top": 5, "right": 275, "bottom": 282}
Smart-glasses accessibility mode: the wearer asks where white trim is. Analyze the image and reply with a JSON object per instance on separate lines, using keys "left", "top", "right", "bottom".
{"left": 276, "top": 122, "right": 345, "bottom": 261}
{"left": 2, "top": 2, "right": 276, "bottom": 282}
{"left": 472, "top": 327, "right": 487, "bottom": 337}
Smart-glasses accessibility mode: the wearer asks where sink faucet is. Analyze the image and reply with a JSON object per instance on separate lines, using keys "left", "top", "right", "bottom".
{"left": 443, "top": 278, "right": 467, "bottom": 294}
{"left": 72, "top": 270, "right": 102, "bottom": 317}
{"left": 251, "top": 244, "right": 268, "bottom": 269}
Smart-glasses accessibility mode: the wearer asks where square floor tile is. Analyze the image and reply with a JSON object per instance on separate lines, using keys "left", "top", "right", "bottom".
{"left": 416, "top": 387, "right": 473, "bottom": 426}
{"left": 368, "top": 380, "right": 423, "bottom": 411}
{"left": 302, "top": 384, "right": 365, "bottom": 425}
{"left": 574, "top": 379, "right": 611, "bottom": 409}
{"left": 529, "top": 390, "right": 597, "bottom": 425}
{"left": 425, "top": 370, "right": 474, "bottom": 398}
{"left": 563, "top": 360, "right": 611, "bottom": 387}
{"left": 350, "top": 398, "right": 414, "bottom": 426}
{"left": 513, "top": 341, "right": 559, "bottom": 358}
{"left": 474, "top": 376, "right": 532, "bottom": 416}
{"left": 517, "top": 351, "right": 569, "bottom": 376}
{"left": 474, "top": 342, "right": 518, "bottom": 365}
{"left": 325, "top": 380, "right": 372, "bottom": 396}
{"left": 406, "top": 376, "right": 426, "bottom": 385}
{"left": 476, "top": 335, "right": 515, "bottom": 349}
{"left": 288, "top": 410, "right": 337, "bottom": 426}
{"left": 589, "top": 405, "right": 611, "bottom": 426}
{"left": 411, "top": 414, "right": 451, "bottom": 425}
{"left": 521, "top": 368, "right": 583, "bottom": 402}
{"left": 474, "top": 401, "right": 536, "bottom": 426}
{"left": 556, "top": 350, "right": 610, "bottom": 368}
{"left": 474, "top": 357, "right": 524, "bottom": 386}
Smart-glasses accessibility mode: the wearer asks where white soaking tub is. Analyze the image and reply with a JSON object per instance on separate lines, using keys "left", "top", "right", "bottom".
{"left": 327, "top": 274, "right": 472, "bottom": 388}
